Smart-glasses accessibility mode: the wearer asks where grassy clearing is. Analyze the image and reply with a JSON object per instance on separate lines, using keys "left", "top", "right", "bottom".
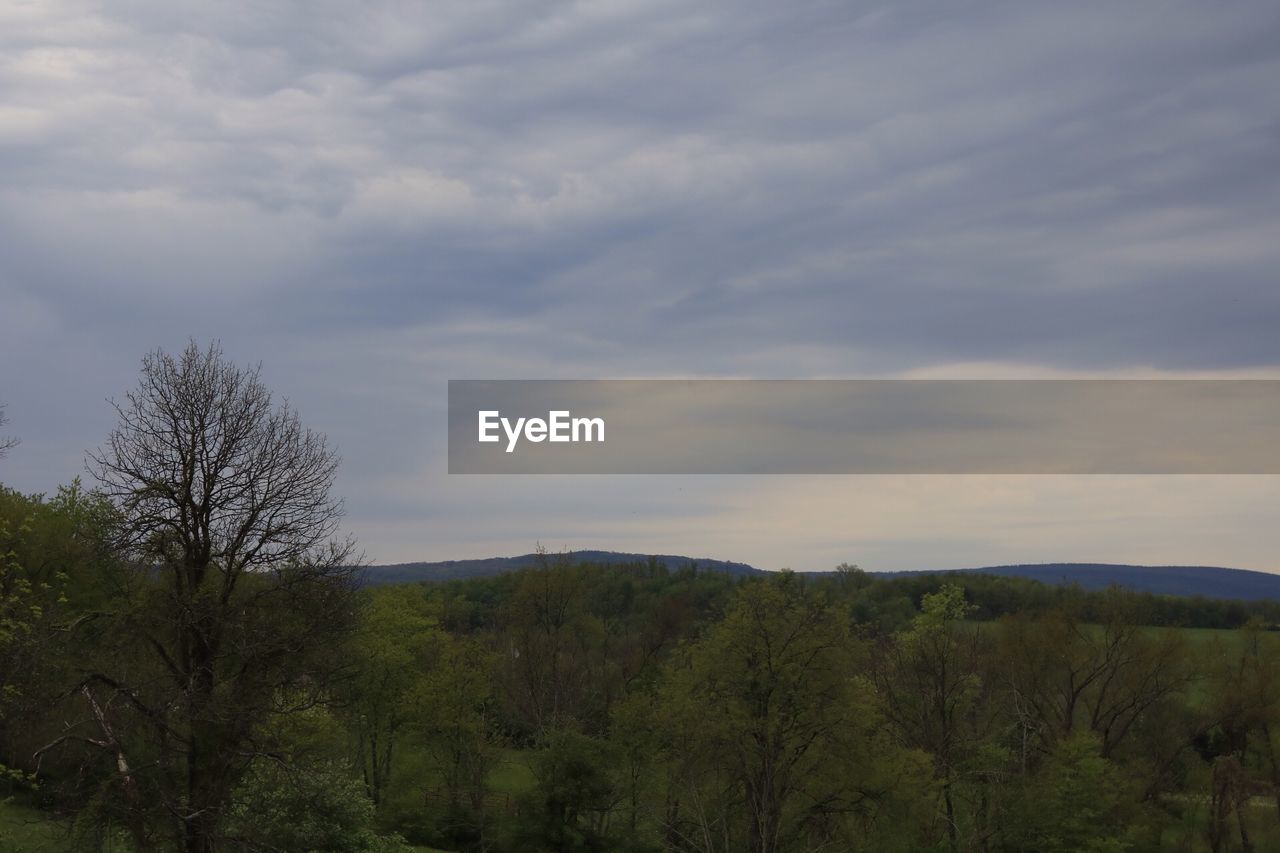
{"left": 487, "top": 748, "right": 536, "bottom": 798}
{"left": 0, "top": 799, "right": 65, "bottom": 853}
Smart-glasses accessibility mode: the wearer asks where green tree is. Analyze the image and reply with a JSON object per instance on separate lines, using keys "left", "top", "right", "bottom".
{"left": 0, "top": 489, "right": 59, "bottom": 787}
{"left": 412, "top": 637, "right": 495, "bottom": 834}
{"left": 1199, "top": 620, "right": 1280, "bottom": 849}
{"left": 658, "top": 574, "right": 932, "bottom": 853}
{"left": 516, "top": 728, "right": 619, "bottom": 853}
{"left": 346, "top": 588, "right": 441, "bottom": 806}
{"left": 497, "top": 553, "right": 594, "bottom": 735}
{"left": 1012, "top": 731, "right": 1129, "bottom": 853}
{"left": 875, "top": 584, "right": 1004, "bottom": 851}
{"left": 0, "top": 483, "right": 115, "bottom": 789}
{"left": 226, "top": 759, "right": 413, "bottom": 852}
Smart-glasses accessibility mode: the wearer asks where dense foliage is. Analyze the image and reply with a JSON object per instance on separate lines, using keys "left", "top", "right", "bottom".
{"left": 5, "top": 511, "right": 1280, "bottom": 851}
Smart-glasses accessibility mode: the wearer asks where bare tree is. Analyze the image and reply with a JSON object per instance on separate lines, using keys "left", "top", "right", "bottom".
{"left": 0, "top": 403, "right": 17, "bottom": 459}
{"left": 75, "top": 341, "right": 359, "bottom": 853}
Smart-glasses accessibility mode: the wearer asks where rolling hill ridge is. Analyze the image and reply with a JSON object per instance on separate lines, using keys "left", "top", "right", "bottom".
{"left": 362, "top": 553, "right": 1280, "bottom": 600}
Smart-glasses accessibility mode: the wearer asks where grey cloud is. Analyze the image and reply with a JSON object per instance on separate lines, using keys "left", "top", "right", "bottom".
{"left": 2, "top": 0, "right": 1280, "bottom": 565}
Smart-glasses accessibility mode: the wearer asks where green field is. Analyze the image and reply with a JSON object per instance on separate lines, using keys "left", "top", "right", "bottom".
{"left": 0, "top": 799, "right": 64, "bottom": 853}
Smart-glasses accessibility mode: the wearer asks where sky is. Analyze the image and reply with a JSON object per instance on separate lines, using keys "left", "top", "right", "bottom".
{"left": 2, "top": 0, "right": 1280, "bottom": 572}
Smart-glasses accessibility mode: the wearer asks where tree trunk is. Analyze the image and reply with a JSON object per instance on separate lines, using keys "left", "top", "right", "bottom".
{"left": 943, "top": 779, "right": 958, "bottom": 853}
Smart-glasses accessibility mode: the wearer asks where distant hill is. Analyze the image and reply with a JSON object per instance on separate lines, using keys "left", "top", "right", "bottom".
{"left": 879, "top": 563, "right": 1280, "bottom": 602}
{"left": 361, "top": 555, "right": 1280, "bottom": 601}
{"left": 361, "top": 550, "right": 761, "bottom": 584}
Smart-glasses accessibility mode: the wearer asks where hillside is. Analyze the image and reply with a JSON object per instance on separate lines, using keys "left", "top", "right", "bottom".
{"left": 363, "top": 555, "right": 1280, "bottom": 600}
{"left": 891, "top": 562, "right": 1280, "bottom": 602}
{"left": 362, "top": 550, "right": 761, "bottom": 584}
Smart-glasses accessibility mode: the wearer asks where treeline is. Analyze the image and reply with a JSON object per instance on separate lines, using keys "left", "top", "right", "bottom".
{"left": 830, "top": 566, "right": 1280, "bottom": 632}
{"left": 426, "top": 557, "right": 1280, "bottom": 636}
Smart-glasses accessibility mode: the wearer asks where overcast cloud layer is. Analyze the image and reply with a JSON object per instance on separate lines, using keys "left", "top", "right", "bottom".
{"left": 3, "top": 1, "right": 1279, "bottom": 571}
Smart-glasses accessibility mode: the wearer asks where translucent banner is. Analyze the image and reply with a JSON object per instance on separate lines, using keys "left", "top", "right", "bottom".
{"left": 447, "top": 380, "right": 1280, "bottom": 474}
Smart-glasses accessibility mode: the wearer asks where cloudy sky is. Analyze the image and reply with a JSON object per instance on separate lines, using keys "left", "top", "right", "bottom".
{"left": 3, "top": 0, "right": 1279, "bottom": 572}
